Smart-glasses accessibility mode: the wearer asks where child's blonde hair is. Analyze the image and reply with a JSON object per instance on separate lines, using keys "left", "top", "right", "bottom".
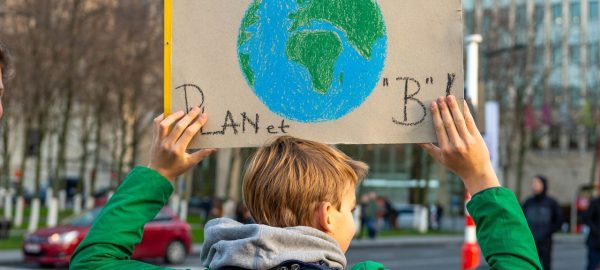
{"left": 243, "top": 136, "right": 368, "bottom": 227}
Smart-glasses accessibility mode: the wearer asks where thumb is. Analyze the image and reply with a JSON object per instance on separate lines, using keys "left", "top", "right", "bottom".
{"left": 420, "top": 143, "right": 442, "bottom": 162}
{"left": 189, "top": 148, "right": 217, "bottom": 164}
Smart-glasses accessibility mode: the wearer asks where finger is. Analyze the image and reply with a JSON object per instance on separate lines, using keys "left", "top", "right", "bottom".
{"left": 189, "top": 148, "right": 217, "bottom": 164}
{"left": 431, "top": 100, "right": 449, "bottom": 148}
{"left": 438, "top": 97, "right": 462, "bottom": 146}
{"left": 159, "top": 111, "right": 185, "bottom": 140}
{"left": 420, "top": 143, "right": 442, "bottom": 162}
{"left": 153, "top": 114, "right": 165, "bottom": 126}
{"left": 165, "top": 107, "right": 202, "bottom": 146}
{"left": 463, "top": 100, "right": 479, "bottom": 135}
{"left": 447, "top": 95, "right": 470, "bottom": 139}
{"left": 153, "top": 114, "right": 164, "bottom": 141}
{"left": 175, "top": 113, "right": 208, "bottom": 150}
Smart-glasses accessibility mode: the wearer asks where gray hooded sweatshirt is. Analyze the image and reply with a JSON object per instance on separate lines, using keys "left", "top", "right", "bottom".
{"left": 201, "top": 218, "right": 347, "bottom": 270}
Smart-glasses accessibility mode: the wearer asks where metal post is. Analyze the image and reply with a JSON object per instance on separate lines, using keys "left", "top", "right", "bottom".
{"left": 465, "top": 35, "right": 483, "bottom": 109}
{"left": 462, "top": 34, "right": 483, "bottom": 270}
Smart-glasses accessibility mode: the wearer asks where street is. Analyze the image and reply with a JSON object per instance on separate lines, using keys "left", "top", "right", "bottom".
{"left": 345, "top": 238, "right": 586, "bottom": 269}
{"left": 0, "top": 235, "right": 586, "bottom": 270}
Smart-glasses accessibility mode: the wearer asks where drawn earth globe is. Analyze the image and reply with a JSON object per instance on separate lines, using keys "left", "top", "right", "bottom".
{"left": 237, "top": 0, "right": 387, "bottom": 123}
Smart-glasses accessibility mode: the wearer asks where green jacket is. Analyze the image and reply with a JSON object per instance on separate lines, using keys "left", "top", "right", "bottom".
{"left": 70, "top": 167, "right": 542, "bottom": 269}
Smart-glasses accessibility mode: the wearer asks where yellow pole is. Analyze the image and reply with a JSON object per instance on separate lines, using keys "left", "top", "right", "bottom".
{"left": 163, "top": 0, "right": 172, "bottom": 116}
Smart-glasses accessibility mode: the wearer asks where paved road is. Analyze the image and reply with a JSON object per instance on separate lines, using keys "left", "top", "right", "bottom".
{"left": 0, "top": 236, "right": 587, "bottom": 269}
{"left": 345, "top": 240, "right": 586, "bottom": 270}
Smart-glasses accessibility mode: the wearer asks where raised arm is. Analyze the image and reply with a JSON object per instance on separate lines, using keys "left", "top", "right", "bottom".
{"left": 421, "top": 96, "right": 542, "bottom": 270}
{"left": 70, "top": 108, "right": 215, "bottom": 270}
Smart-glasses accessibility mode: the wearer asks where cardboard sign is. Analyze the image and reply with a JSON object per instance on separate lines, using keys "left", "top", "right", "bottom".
{"left": 165, "top": 0, "right": 464, "bottom": 148}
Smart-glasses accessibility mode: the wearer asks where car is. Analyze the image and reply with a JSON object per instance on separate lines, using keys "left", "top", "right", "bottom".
{"left": 393, "top": 204, "right": 417, "bottom": 230}
{"left": 22, "top": 207, "right": 191, "bottom": 267}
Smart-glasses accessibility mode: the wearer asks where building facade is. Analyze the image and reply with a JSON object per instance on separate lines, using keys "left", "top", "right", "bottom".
{"left": 463, "top": 0, "right": 599, "bottom": 203}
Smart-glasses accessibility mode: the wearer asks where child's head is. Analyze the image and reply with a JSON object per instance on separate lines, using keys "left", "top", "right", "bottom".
{"left": 243, "top": 136, "right": 368, "bottom": 252}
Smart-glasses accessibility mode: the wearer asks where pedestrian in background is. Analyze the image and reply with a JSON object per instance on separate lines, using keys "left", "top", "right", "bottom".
{"left": 522, "top": 175, "right": 562, "bottom": 270}
{"left": 430, "top": 202, "right": 444, "bottom": 231}
{"left": 382, "top": 197, "right": 397, "bottom": 229}
{"left": 584, "top": 195, "right": 600, "bottom": 270}
{"left": 235, "top": 202, "right": 254, "bottom": 224}
{"left": 360, "top": 191, "right": 378, "bottom": 239}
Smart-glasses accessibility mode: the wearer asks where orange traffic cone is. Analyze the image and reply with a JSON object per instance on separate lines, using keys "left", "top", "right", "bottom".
{"left": 462, "top": 192, "right": 481, "bottom": 270}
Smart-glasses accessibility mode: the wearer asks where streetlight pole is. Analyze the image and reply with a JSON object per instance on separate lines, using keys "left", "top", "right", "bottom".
{"left": 462, "top": 34, "right": 483, "bottom": 270}
{"left": 465, "top": 35, "right": 483, "bottom": 109}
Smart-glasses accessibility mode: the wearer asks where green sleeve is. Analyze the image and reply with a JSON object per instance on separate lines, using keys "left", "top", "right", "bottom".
{"left": 70, "top": 167, "right": 175, "bottom": 270}
{"left": 467, "top": 187, "right": 542, "bottom": 270}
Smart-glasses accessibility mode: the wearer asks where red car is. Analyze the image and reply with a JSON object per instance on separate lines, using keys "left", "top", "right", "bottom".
{"left": 22, "top": 207, "right": 192, "bottom": 267}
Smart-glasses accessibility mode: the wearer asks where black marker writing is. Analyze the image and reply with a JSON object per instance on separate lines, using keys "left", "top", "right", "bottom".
{"left": 175, "top": 84, "right": 205, "bottom": 113}
{"left": 393, "top": 77, "right": 427, "bottom": 126}
{"left": 446, "top": 73, "right": 456, "bottom": 96}
{"left": 241, "top": 112, "right": 260, "bottom": 134}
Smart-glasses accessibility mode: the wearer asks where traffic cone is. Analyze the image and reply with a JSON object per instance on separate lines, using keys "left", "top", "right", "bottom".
{"left": 462, "top": 192, "right": 481, "bottom": 270}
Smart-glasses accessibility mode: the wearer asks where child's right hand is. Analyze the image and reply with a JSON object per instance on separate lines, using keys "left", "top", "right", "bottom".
{"left": 148, "top": 107, "right": 216, "bottom": 182}
{"left": 420, "top": 95, "right": 500, "bottom": 195}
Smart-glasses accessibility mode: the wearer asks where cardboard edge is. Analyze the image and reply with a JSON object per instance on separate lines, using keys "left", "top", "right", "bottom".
{"left": 164, "top": 0, "right": 173, "bottom": 116}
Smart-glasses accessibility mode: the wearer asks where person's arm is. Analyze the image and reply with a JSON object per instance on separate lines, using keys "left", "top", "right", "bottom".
{"left": 70, "top": 108, "right": 215, "bottom": 269}
{"left": 421, "top": 95, "right": 542, "bottom": 269}
{"left": 467, "top": 188, "right": 542, "bottom": 269}
{"left": 70, "top": 167, "right": 175, "bottom": 270}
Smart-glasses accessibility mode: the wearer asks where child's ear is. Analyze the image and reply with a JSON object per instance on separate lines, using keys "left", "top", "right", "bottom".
{"left": 316, "top": 202, "right": 334, "bottom": 233}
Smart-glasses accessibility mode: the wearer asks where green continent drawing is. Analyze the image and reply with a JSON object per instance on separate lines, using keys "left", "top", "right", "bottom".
{"left": 289, "top": 0, "right": 386, "bottom": 59}
{"left": 286, "top": 0, "right": 385, "bottom": 94}
{"left": 286, "top": 31, "right": 342, "bottom": 94}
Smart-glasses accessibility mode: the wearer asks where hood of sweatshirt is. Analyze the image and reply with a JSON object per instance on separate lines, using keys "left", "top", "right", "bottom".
{"left": 201, "top": 218, "right": 346, "bottom": 270}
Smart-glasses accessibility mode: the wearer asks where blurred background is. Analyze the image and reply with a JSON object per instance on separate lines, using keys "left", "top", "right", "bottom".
{"left": 0, "top": 0, "right": 598, "bottom": 269}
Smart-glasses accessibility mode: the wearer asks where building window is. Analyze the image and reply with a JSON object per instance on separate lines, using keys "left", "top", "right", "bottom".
{"left": 535, "top": 6, "right": 545, "bottom": 27}
{"left": 535, "top": 47, "right": 544, "bottom": 66}
{"left": 517, "top": 5, "right": 527, "bottom": 28}
{"left": 570, "top": 87, "right": 581, "bottom": 108}
{"left": 552, "top": 3, "right": 563, "bottom": 24}
{"left": 534, "top": 47, "right": 545, "bottom": 69}
{"left": 464, "top": 11, "right": 474, "bottom": 34}
{"left": 590, "top": 44, "right": 599, "bottom": 65}
{"left": 553, "top": 46, "right": 562, "bottom": 66}
{"left": 483, "top": 15, "right": 492, "bottom": 33}
{"left": 590, "top": 0, "right": 599, "bottom": 22}
{"left": 570, "top": 45, "right": 580, "bottom": 64}
{"left": 571, "top": 2, "right": 581, "bottom": 25}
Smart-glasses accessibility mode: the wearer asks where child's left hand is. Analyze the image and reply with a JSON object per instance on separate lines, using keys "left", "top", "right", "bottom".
{"left": 148, "top": 107, "right": 216, "bottom": 182}
{"left": 420, "top": 95, "right": 500, "bottom": 195}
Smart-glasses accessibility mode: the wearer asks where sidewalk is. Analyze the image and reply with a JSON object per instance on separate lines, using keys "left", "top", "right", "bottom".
{"left": 0, "top": 234, "right": 586, "bottom": 264}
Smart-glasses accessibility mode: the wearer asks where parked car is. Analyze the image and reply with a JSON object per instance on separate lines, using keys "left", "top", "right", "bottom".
{"left": 92, "top": 188, "right": 111, "bottom": 207}
{"left": 393, "top": 203, "right": 417, "bottom": 229}
{"left": 22, "top": 207, "right": 191, "bottom": 267}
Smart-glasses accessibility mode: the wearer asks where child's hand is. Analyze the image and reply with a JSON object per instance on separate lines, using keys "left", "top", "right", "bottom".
{"left": 420, "top": 95, "right": 500, "bottom": 195}
{"left": 148, "top": 107, "right": 216, "bottom": 182}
